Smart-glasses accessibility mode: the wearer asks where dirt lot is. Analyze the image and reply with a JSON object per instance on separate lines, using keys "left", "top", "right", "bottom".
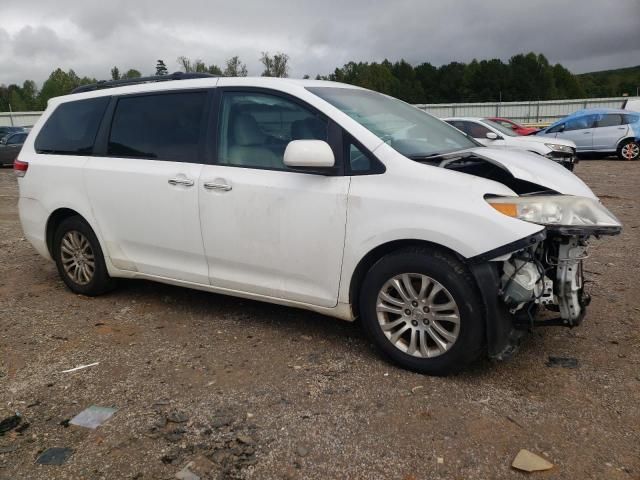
{"left": 0, "top": 160, "right": 639, "bottom": 480}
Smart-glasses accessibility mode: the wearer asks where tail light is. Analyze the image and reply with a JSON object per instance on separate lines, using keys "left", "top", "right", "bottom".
{"left": 14, "top": 159, "right": 28, "bottom": 177}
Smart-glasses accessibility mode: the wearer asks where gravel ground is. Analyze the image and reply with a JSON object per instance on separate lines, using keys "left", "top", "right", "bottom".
{"left": 0, "top": 160, "right": 639, "bottom": 480}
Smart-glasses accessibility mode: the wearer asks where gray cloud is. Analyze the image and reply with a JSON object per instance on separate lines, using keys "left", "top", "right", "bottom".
{"left": 0, "top": 0, "right": 638, "bottom": 87}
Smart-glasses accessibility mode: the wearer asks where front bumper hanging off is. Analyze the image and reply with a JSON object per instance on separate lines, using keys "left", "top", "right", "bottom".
{"left": 469, "top": 224, "right": 616, "bottom": 360}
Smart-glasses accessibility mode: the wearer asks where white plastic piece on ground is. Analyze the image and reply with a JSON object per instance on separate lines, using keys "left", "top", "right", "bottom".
{"left": 70, "top": 405, "right": 117, "bottom": 429}
{"left": 60, "top": 362, "right": 99, "bottom": 373}
{"left": 512, "top": 449, "right": 554, "bottom": 472}
{"left": 175, "top": 462, "right": 200, "bottom": 480}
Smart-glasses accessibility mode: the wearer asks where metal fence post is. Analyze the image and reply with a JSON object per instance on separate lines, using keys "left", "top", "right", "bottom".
{"left": 8, "top": 104, "right": 14, "bottom": 126}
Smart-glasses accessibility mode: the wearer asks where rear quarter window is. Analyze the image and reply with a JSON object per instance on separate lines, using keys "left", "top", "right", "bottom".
{"left": 35, "top": 97, "right": 109, "bottom": 155}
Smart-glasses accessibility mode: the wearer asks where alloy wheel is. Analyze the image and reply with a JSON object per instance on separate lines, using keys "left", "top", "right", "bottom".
{"left": 621, "top": 142, "right": 639, "bottom": 160}
{"left": 60, "top": 230, "right": 95, "bottom": 285}
{"left": 376, "top": 273, "right": 460, "bottom": 358}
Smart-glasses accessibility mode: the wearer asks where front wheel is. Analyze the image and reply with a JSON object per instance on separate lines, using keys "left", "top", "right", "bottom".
{"left": 359, "top": 248, "right": 485, "bottom": 376}
{"left": 618, "top": 140, "right": 640, "bottom": 161}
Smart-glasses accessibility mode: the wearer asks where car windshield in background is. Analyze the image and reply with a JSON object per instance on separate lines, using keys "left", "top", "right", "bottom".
{"left": 307, "top": 87, "right": 478, "bottom": 158}
{"left": 483, "top": 119, "right": 518, "bottom": 137}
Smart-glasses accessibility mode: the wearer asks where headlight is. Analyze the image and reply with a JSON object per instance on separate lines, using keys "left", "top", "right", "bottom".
{"left": 487, "top": 195, "right": 621, "bottom": 229}
{"left": 544, "top": 143, "right": 574, "bottom": 153}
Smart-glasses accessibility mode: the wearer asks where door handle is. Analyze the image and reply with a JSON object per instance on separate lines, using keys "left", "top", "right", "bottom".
{"left": 617, "top": 127, "right": 626, "bottom": 130}
{"left": 203, "top": 181, "right": 232, "bottom": 192}
{"left": 168, "top": 177, "right": 194, "bottom": 187}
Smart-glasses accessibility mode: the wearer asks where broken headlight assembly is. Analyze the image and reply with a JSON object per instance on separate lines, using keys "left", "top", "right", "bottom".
{"left": 487, "top": 195, "right": 622, "bottom": 330}
{"left": 486, "top": 195, "right": 622, "bottom": 234}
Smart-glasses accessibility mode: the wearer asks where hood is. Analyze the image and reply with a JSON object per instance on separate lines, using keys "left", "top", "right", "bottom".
{"left": 511, "top": 135, "right": 576, "bottom": 148}
{"left": 465, "top": 147, "right": 595, "bottom": 198}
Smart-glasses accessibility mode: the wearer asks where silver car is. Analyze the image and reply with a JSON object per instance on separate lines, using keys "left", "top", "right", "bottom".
{"left": 536, "top": 109, "right": 640, "bottom": 160}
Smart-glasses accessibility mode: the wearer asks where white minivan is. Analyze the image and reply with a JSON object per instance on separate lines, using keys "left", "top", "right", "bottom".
{"left": 15, "top": 73, "right": 622, "bottom": 375}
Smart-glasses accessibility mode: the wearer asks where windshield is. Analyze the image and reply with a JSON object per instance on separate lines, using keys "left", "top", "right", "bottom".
{"left": 307, "top": 87, "right": 478, "bottom": 158}
{"left": 483, "top": 119, "right": 518, "bottom": 137}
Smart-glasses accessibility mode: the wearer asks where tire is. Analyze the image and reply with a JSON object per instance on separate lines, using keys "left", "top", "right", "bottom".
{"left": 359, "top": 247, "right": 485, "bottom": 376}
{"left": 53, "top": 216, "right": 116, "bottom": 296}
{"left": 617, "top": 139, "right": 640, "bottom": 161}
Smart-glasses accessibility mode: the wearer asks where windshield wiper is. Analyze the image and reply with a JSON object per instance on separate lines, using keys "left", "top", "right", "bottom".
{"left": 407, "top": 152, "right": 448, "bottom": 160}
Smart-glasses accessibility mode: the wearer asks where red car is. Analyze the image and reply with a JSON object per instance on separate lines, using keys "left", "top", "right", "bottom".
{"left": 487, "top": 117, "right": 538, "bottom": 135}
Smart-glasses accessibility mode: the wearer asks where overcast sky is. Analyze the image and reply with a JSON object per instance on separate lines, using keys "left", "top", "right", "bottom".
{"left": 1, "top": 0, "right": 639, "bottom": 87}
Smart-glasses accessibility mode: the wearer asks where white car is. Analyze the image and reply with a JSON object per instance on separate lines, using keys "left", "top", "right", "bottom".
{"left": 15, "top": 73, "right": 621, "bottom": 375}
{"left": 445, "top": 117, "right": 577, "bottom": 170}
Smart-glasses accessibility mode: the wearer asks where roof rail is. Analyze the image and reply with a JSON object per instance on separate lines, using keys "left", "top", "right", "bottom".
{"left": 71, "top": 72, "right": 217, "bottom": 94}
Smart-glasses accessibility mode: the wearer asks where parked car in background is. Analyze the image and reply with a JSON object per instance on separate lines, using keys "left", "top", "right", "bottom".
{"left": 445, "top": 117, "right": 577, "bottom": 169}
{"left": 0, "top": 131, "right": 28, "bottom": 166}
{"left": 536, "top": 109, "right": 640, "bottom": 160}
{"left": 0, "top": 126, "right": 26, "bottom": 139}
{"left": 15, "top": 74, "right": 621, "bottom": 375}
{"left": 487, "top": 117, "right": 538, "bottom": 135}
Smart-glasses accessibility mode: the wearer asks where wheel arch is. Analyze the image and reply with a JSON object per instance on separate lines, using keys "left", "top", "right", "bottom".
{"left": 348, "top": 239, "right": 466, "bottom": 319}
{"left": 617, "top": 136, "right": 638, "bottom": 150}
{"left": 46, "top": 208, "right": 87, "bottom": 257}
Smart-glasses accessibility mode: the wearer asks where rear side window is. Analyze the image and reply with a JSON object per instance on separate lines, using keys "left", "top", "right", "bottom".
{"left": 7, "top": 133, "right": 27, "bottom": 144}
{"left": 35, "top": 97, "right": 109, "bottom": 155}
{"left": 623, "top": 114, "right": 640, "bottom": 124}
{"left": 596, "top": 114, "right": 624, "bottom": 127}
{"left": 108, "top": 92, "right": 206, "bottom": 163}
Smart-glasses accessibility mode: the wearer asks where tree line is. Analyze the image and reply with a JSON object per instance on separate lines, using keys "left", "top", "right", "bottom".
{"left": 0, "top": 52, "right": 636, "bottom": 112}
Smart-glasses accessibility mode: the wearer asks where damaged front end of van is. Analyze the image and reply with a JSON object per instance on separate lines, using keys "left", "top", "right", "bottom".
{"left": 440, "top": 149, "right": 623, "bottom": 359}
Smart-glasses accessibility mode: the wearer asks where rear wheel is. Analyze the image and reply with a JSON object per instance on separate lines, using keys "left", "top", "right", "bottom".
{"left": 618, "top": 140, "right": 640, "bottom": 161}
{"left": 359, "top": 247, "right": 485, "bottom": 375}
{"left": 53, "top": 216, "right": 115, "bottom": 296}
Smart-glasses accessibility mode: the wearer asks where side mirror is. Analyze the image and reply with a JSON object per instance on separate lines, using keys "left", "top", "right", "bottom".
{"left": 486, "top": 132, "right": 499, "bottom": 140}
{"left": 284, "top": 140, "right": 335, "bottom": 169}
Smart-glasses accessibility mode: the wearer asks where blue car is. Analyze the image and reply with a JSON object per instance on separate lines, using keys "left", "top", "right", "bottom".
{"left": 537, "top": 109, "right": 640, "bottom": 160}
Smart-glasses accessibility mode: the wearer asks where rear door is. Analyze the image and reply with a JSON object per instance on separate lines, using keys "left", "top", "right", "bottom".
{"left": 198, "top": 89, "right": 349, "bottom": 307}
{"left": 592, "top": 113, "right": 628, "bottom": 151}
{"left": 84, "top": 90, "right": 211, "bottom": 284}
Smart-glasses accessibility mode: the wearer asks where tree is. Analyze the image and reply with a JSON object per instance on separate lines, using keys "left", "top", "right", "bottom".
{"left": 21, "top": 80, "right": 38, "bottom": 110}
{"left": 36, "top": 69, "right": 96, "bottom": 108}
{"left": 260, "top": 52, "right": 289, "bottom": 77}
{"left": 224, "top": 56, "right": 248, "bottom": 77}
{"left": 415, "top": 62, "right": 439, "bottom": 102}
{"left": 177, "top": 56, "right": 193, "bottom": 73}
{"left": 156, "top": 60, "right": 168, "bottom": 76}
{"left": 208, "top": 64, "right": 223, "bottom": 75}
{"left": 122, "top": 69, "right": 142, "bottom": 79}
{"left": 177, "top": 56, "right": 221, "bottom": 75}
{"left": 110, "top": 66, "right": 120, "bottom": 80}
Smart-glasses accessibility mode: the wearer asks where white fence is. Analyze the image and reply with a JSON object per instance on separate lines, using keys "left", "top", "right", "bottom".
{"left": 1, "top": 96, "right": 635, "bottom": 128}
{"left": 415, "top": 96, "right": 632, "bottom": 125}
{"left": 0, "top": 111, "right": 43, "bottom": 128}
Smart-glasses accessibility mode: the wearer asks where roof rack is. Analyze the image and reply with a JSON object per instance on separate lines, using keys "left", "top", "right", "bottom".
{"left": 71, "top": 72, "right": 217, "bottom": 94}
